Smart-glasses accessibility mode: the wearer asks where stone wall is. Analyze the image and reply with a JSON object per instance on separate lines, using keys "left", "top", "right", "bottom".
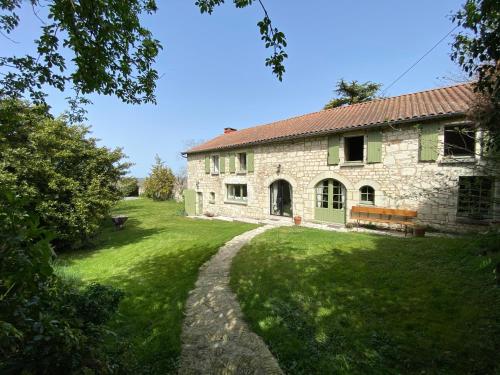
{"left": 187, "top": 118, "right": 499, "bottom": 232}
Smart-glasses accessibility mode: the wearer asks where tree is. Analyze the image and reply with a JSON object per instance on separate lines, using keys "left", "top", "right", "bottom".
{"left": 118, "top": 176, "right": 140, "bottom": 197}
{"left": 451, "top": 0, "right": 499, "bottom": 155}
{"left": 143, "top": 155, "right": 175, "bottom": 201}
{"left": 1, "top": 0, "right": 286, "bottom": 120}
{"left": 451, "top": 0, "right": 499, "bottom": 102}
{"left": 0, "top": 186, "right": 128, "bottom": 374}
{"left": 324, "top": 79, "right": 382, "bottom": 110}
{"left": 0, "top": 99, "right": 130, "bottom": 250}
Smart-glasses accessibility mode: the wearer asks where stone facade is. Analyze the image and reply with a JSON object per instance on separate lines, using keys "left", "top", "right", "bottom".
{"left": 187, "top": 118, "right": 499, "bottom": 232}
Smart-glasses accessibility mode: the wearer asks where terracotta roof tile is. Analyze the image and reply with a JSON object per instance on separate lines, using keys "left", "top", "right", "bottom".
{"left": 186, "top": 83, "right": 474, "bottom": 154}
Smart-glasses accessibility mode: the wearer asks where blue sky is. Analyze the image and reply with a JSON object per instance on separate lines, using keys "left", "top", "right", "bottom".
{"left": 2, "top": 0, "right": 466, "bottom": 177}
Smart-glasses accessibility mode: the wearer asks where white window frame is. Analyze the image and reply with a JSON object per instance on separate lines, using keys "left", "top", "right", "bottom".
{"left": 211, "top": 155, "right": 220, "bottom": 174}
{"left": 237, "top": 152, "right": 247, "bottom": 173}
{"left": 226, "top": 184, "right": 248, "bottom": 202}
{"left": 359, "top": 185, "right": 375, "bottom": 205}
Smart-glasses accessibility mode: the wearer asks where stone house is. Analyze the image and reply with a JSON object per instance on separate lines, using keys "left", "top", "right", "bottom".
{"left": 184, "top": 83, "right": 499, "bottom": 231}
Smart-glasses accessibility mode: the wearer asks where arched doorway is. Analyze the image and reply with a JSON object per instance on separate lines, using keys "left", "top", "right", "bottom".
{"left": 314, "top": 179, "right": 346, "bottom": 224}
{"left": 270, "top": 180, "right": 293, "bottom": 217}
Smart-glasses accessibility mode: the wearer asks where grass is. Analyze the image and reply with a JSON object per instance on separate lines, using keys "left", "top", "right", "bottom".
{"left": 231, "top": 227, "right": 500, "bottom": 375}
{"left": 55, "top": 198, "right": 257, "bottom": 374}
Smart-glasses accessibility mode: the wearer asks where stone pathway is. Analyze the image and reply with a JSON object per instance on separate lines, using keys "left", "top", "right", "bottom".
{"left": 179, "top": 225, "right": 284, "bottom": 375}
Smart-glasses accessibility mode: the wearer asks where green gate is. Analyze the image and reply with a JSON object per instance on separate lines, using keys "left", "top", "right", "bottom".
{"left": 314, "top": 179, "right": 346, "bottom": 224}
{"left": 183, "top": 189, "right": 196, "bottom": 216}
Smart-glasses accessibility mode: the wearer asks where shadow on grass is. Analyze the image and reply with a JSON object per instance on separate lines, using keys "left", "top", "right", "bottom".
{"left": 231, "top": 228, "right": 500, "bottom": 375}
{"left": 98, "top": 242, "right": 222, "bottom": 374}
{"left": 58, "top": 218, "right": 164, "bottom": 261}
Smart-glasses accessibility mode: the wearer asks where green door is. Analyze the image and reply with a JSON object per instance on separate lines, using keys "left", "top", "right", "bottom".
{"left": 184, "top": 189, "right": 196, "bottom": 216}
{"left": 314, "top": 179, "right": 346, "bottom": 224}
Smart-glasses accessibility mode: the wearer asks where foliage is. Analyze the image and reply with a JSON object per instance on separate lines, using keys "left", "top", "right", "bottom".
{"left": 143, "top": 155, "right": 175, "bottom": 201}
{"left": 0, "top": 0, "right": 162, "bottom": 121}
{"left": 0, "top": 0, "right": 286, "bottom": 121}
{"left": 451, "top": 0, "right": 500, "bottom": 102}
{"left": 231, "top": 227, "right": 500, "bottom": 374}
{"left": 451, "top": 0, "right": 500, "bottom": 160}
{"left": 324, "top": 79, "right": 382, "bottom": 109}
{"left": 0, "top": 100, "right": 129, "bottom": 250}
{"left": 0, "top": 187, "right": 126, "bottom": 374}
{"left": 119, "top": 176, "right": 139, "bottom": 197}
{"left": 55, "top": 198, "right": 258, "bottom": 373}
{"left": 195, "top": 0, "right": 287, "bottom": 80}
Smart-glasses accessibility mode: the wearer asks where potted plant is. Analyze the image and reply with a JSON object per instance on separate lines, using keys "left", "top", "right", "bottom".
{"left": 413, "top": 223, "right": 427, "bottom": 237}
{"left": 294, "top": 215, "right": 302, "bottom": 225}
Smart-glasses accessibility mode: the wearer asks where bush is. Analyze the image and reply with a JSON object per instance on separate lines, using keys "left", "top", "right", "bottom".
{"left": 0, "top": 100, "right": 129, "bottom": 250}
{"left": 143, "top": 155, "right": 175, "bottom": 200}
{"left": 118, "top": 176, "right": 139, "bottom": 197}
{"left": 0, "top": 188, "right": 127, "bottom": 374}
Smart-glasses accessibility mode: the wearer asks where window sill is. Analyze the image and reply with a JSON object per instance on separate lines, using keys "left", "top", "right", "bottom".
{"left": 211, "top": 173, "right": 220, "bottom": 176}
{"left": 340, "top": 162, "right": 364, "bottom": 167}
{"left": 224, "top": 200, "right": 248, "bottom": 206}
{"left": 439, "top": 157, "right": 476, "bottom": 165}
{"left": 236, "top": 171, "right": 247, "bottom": 175}
{"left": 359, "top": 201, "right": 375, "bottom": 206}
{"left": 209, "top": 201, "right": 215, "bottom": 205}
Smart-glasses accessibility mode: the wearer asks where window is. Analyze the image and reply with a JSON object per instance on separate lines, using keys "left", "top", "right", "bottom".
{"left": 209, "top": 192, "right": 215, "bottom": 204}
{"left": 227, "top": 184, "right": 247, "bottom": 201}
{"left": 444, "top": 125, "right": 475, "bottom": 157}
{"left": 316, "top": 180, "right": 329, "bottom": 208}
{"left": 331, "top": 180, "right": 343, "bottom": 209}
{"left": 360, "top": 186, "right": 375, "bottom": 205}
{"left": 457, "top": 176, "right": 494, "bottom": 220}
{"left": 344, "top": 136, "right": 364, "bottom": 162}
{"left": 238, "top": 152, "right": 247, "bottom": 172}
{"left": 211, "top": 155, "right": 220, "bottom": 174}
{"left": 315, "top": 179, "right": 343, "bottom": 209}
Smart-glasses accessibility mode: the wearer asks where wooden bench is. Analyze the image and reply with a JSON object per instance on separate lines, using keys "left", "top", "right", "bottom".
{"left": 351, "top": 206, "right": 418, "bottom": 236}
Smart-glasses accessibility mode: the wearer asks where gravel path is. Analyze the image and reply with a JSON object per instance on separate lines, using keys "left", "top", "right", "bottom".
{"left": 179, "top": 225, "right": 283, "bottom": 375}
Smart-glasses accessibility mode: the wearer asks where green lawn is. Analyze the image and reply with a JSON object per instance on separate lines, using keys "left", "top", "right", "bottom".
{"left": 231, "top": 227, "right": 500, "bottom": 375}
{"left": 56, "top": 198, "right": 257, "bottom": 374}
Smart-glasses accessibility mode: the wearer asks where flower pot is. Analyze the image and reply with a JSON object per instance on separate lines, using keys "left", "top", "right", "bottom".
{"left": 414, "top": 226, "right": 426, "bottom": 237}
{"left": 294, "top": 216, "right": 302, "bottom": 225}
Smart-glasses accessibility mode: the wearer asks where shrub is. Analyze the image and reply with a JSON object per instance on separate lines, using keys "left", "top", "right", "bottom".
{"left": 118, "top": 176, "right": 139, "bottom": 197}
{"left": 143, "top": 155, "right": 175, "bottom": 200}
{"left": 0, "top": 100, "right": 130, "bottom": 250}
{"left": 0, "top": 187, "right": 127, "bottom": 374}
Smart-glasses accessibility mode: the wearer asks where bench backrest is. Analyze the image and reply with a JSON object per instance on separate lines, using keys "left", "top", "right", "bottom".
{"left": 351, "top": 206, "right": 417, "bottom": 217}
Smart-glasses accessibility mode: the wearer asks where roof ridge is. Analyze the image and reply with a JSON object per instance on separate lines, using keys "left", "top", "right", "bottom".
{"left": 232, "top": 82, "right": 473, "bottom": 133}
{"left": 321, "top": 81, "right": 473, "bottom": 113}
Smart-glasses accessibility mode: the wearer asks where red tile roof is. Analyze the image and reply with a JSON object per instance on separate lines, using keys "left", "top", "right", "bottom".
{"left": 186, "top": 83, "right": 474, "bottom": 154}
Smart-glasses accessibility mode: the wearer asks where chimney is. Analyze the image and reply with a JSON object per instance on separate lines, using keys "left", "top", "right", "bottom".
{"left": 224, "top": 127, "right": 237, "bottom": 134}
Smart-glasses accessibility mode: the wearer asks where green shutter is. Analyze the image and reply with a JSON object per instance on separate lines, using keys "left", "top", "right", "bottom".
{"left": 183, "top": 189, "right": 196, "bottom": 216}
{"left": 229, "top": 153, "right": 236, "bottom": 173}
{"left": 204, "top": 155, "right": 210, "bottom": 174}
{"left": 220, "top": 154, "right": 226, "bottom": 173}
{"left": 327, "top": 135, "right": 340, "bottom": 165}
{"left": 419, "top": 124, "right": 439, "bottom": 161}
{"left": 247, "top": 150, "right": 254, "bottom": 172}
{"left": 367, "top": 130, "right": 382, "bottom": 163}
